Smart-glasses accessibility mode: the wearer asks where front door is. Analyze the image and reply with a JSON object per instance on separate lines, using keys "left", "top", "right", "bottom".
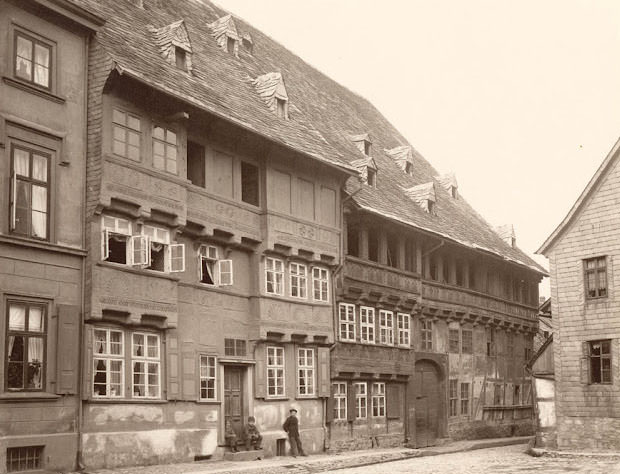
{"left": 414, "top": 360, "right": 440, "bottom": 447}
{"left": 224, "top": 367, "right": 244, "bottom": 438}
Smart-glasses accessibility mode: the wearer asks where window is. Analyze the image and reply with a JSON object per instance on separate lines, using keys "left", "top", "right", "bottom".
{"left": 363, "top": 140, "right": 371, "bottom": 156}
{"left": 507, "top": 333, "right": 514, "bottom": 357}
{"left": 199, "top": 245, "right": 232, "bottom": 286}
{"left": 379, "top": 310, "right": 394, "bottom": 345}
{"left": 405, "top": 161, "right": 413, "bottom": 176}
{"left": 187, "top": 141, "right": 205, "bottom": 187}
{"left": 199, "top": 355, "right": 217, "bottom": 400}
{"left": 93, "top": 328, "right": 124, "bottom": 398}
{"left": 367, "top": 167, "right": 377, "bottom": 187}
{"left": 360, "top": 306, "right": 375, "bottom": 344}
{"left": 112, "top": 108, "right": 141, "bottom": 161}
{"left": 589, "top": 340, "right": 611, "bottom": 384}
{"left": 14, "top": 31, "right": 51, "bottom": 89}
{"left": 421, "top": 319, "right": 433, "bottom": 351}
{"left": 265, "top": 257, "right": 284, "bottom": 295}
{"left": 397, "top": 313, "right": 410, "bottom": 347}
{"left": 461, "top": 329, "right": 473, "bottom": 354}
{"left": 276, "top": 97, "right": 287, "bottom": 119}
{"left": 449, "top": 329, "right": 460, "bottom": 353}
{"left": 153, "top": 126, "right": 178, "bottom": 174}
{"left": 460, "top": 382, "right": 470, "bottom": 415}
{"left": 6, "top": 446, "right": 43, "bottom": 473}
{"left": 175, "top": 47, "right": 187, "bottom": 70}
{"left": 347, "top": 221, "right": 360, "bottom": 257}
{"left": 386, "top": 233, "right": 398, "bottom": 268}
{"left": 101, "top": 215, "right": 132, "bottom": 264}
{"left": 93, "top": 327, "right": 161, "bottom": 399}
{"left": 224, "top": 338, "right": 246, "bottom": 357}
{"left": 355, "top": 382, "right": 367, "bottom": 419}
{"left": 10, "top": 145, "right": 49, "bottom": 240}
{"left": 131, "top": 332, "right": 160, "bottom": 398}
{"left": 267, "top": 346, "right": 285, "bottom": 397}
{"left": 6, "top": 301, "right": 46, "bottom": 391}
{"left": 312, "top": 267, "right": 329, "bottom": 302}
{"left": 449, "top": 379, "right": 458, "bottom": 417}
{"left": 487, "top": 329, "right": 496, "bottom": 357}
{"left": 339, "top": 303, "right": 356, "bottom": 342}
{"left": 371, "top": 382, "right": 385, "bottom": 417}
{"left": 297, "top": 348, "right": 315, "bottom": 397}
{"left": 513, "top": 384, "right": 521, "bottom": 406}
{"left": 584, "top": 257, "right": 607, "bottom": 299}
{"left": 141, "top": 225, "right": 185, "bottom": 273}
{"left": 493, "top": 384, "right": 503, "bottom": 405}
{"left": 290, "top": 263, "right": 307, "bottom": 298}
{"left": 368, "top": 229, "right": 379, "bottom": 262}
{"left": 226, "top": 36, "right": 236, "bottom": 54}
{"left": 241, "top": 161, "right": 260, "bottom": 206}
{"left": 332, "top": 382, "right": 347, "bottom": 420}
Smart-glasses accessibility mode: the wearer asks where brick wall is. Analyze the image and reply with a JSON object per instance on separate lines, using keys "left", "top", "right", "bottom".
{"left": 548, "top": 149, "right": 620, "bottom": 450}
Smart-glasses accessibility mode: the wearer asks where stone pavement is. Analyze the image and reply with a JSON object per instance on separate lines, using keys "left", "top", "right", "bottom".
{"left": 79, "top": 436, "right": 532, "bottom": 474}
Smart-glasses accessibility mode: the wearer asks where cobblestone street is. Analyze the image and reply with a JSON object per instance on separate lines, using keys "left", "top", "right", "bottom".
{"left": 333, "top": 445, "right": 620, "bottom": 474}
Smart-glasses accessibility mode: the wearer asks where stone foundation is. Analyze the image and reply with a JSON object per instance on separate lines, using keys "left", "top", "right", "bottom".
{"left": 558, "top": 416, "right": 620, "bottom": 451}
{"left": 448, "top": 419, "right": 534, "bottom": 440}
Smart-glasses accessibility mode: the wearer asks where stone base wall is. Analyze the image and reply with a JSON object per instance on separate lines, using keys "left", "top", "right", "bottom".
{"left": 558, "top": 416, "right": 620, "bottom": 451}
{"left": 448, "top": 419, "right": 534, "bottom": 440}
{"left": 327, "top": 431, "right": 404, "bottom": 452}
{"left": 0, "top": 433, "right": 77, "bottom": 474}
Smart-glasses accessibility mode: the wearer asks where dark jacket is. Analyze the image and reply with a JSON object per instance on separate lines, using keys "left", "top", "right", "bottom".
{"left": 244, "top": 423, "right": 261, "bottom": 439}
{"left": 283, "top": 415, "right": 299, "bottom": 436}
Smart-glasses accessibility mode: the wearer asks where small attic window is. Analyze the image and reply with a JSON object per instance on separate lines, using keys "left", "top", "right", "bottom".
{"left": 367, "top": 168, "right": 377, "bottom": 187}
{"left": 276, "top": 97, "right": 287, "bottom": 119}
{"left": 405, "top": 162, "right": 413, "bottom": 176}
{"left": 175, "top": 47, "right": 187, "bottom": 70}
{"left": 242, "top": 36, "right": 253, "bottom": 54}
{"left": 226, "top": 36, "right": 236, "bottom": 54}
{"left": 451, "top": 186, "right": 458, "bottom": 199}
{"left": 428, "top": 200, "right": 435, "bottom": 215}
{"left": 364, "top": 141, "right": 371, "bottom": 156}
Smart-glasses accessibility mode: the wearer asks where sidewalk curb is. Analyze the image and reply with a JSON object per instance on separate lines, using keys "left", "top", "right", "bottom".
{"left": 417, "top": 436, "right": 533, "bottom": 457}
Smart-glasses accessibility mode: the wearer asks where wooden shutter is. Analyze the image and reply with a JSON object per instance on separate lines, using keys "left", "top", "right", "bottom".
{"left": 317, "top": 346, "right": 330, "bottom": 397}
{"left": 580, "top": 341, "right": 590, "bottom": 384}
{"left": 326, "top": 384, "right": 335, "bottom": 423}
{"left": 167, "top": 332, "right": 180, "bottom": 400}
{"left": 346, "top": 381, "right": 356, "bottom": 422}
{"left": 55, "top": 304, "right": 80, "bottom": 394}
{"left": 181, "top": 340, "right": 196, "bottom": 400}
{"left": 254, "top": 343, "right": 266, "bottom": 398}
{"left": 82, "top": 324, "right": 93, "bottom": 399}
{"left": 386, "top": 383, "right": 402, "bottom": 419}
{"left": 102, "top": 229, "right": 109, "bottom": 260}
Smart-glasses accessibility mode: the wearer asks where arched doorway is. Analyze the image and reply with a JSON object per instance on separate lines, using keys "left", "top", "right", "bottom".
{"left": 414, "top": 360, "right": 441, "bottom": 447}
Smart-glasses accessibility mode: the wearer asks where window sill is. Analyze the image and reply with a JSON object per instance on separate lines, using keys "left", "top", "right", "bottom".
{"left": 264, "top": 397, "right": 289, "bottom": 401}
{"left": 0, "top": 234, "right": 86, "bottom": 256}
{"left": 0, "top": 392, "right": 61, "bottom": 401}
{"left": 3, "top": 76, "right": 65, "bottom": 104}
{"left": 88, "top": 398, "right": 168, "bottom": 404}
{"left": 97, "top": 261, "right": 180, "bottom": 281}
{"left": 197, "top": 399, "right": 221, "bottom": 404}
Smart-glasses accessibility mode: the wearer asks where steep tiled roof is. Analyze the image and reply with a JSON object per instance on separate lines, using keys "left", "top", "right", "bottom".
{"left": 69, "top": 0, "right": 545, "bottom": 275}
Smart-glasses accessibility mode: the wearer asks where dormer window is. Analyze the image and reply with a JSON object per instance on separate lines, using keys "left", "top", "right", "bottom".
{"left": 209, "top": 14, "right": 240, "bottom": 57}
{"left": 367, "top": 168, "right": 377, "bottom": 187}
{"left": 175, "top": 47, "right": 187, "bottom": 70}
{"left": 276, "top": 98, "right": 287, "bottom": 118}
{"left": 451, "top": 187, "right": 458, "bottom": 199}
{"left": 428, "top": 200, "right": 435, "bottom": 215}
{"left": 253, "top": 72, "right": 289, "bottom": 119}
{"left": 227, "top": 36, "right": 235, "bottom": 54}
{"left": 149, "top": 20, "right": 193, "bottom": 73}
{"left": 436, "top": 173, "right": 458, "bottom": 199}
{"left": 405, "top": 162, "right": 413, "bottom": 176}
{"left": 403, "top": 182, "right": 436, "bottom": 214}
{"left": 364, "top": 141, "right": 371, "bottom": 156}
{"left": 386, "top": 145, "right": 414, "bottom": 176}
{"left": 242, "top": 33, "right": 254, "bottom": 54}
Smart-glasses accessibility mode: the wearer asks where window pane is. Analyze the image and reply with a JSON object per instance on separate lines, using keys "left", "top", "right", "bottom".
{"left": 94, "top": 330, "right": 107, "bottom": 354}
{"left": 27, "top": 337, "right": 44, "bottom": 389}
{"left": 127, "top": 115, "right": 140, "bottom": 131}
{"left": 31, "top": 210, "right": 47, "bottom": 239}
{"left": 17, "top": 35, "right": 33, "bottom": 59}
{"left": 128, "top": 130, "right": 140, "bottom": 147}
{"left": 14, "top": 148, "right": 30, "bottom": 176}
{"left": 93, "top": 359, "right": 107, "bottom": 396}
{"left": 127, "top": 144, "right": 140, "bottom": 161}
{"left": 133, "top": 333, "right": 145, "bottom": 357}
{"left": 153, "top": 127, "right": 165, "bottom": 140}
{"left": 32, "top": 154, "right": 48, "bottom": 182}
{"left": 34, "top": 64, "right": 49, "bottom": 87}
{"left": 147, "top": 335, "right": 158, "bottom": 358}
{"left": 28, "top": 307, "right": 44, "bottom": 332}
{"left": 112, "top": 109, "right": 126, "bottom": 125}
{"left": 35, "top": 42, "right": 50, "bottom": 66}
{"left": 166, "top": 130, "right": 176, "bottom": 145}
{"left": 9, "top": 305, "right": 27, "bottom": 331}
{"left": 32, "top": 185, "right": 47, "bottom": 212}
{"left": 110, "top": 331, "right": 122, "bottom": 355}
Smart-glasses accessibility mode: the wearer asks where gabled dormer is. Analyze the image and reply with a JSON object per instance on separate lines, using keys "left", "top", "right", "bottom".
{"left": 253, "top": 72, "right": 289, "bottom": 119}
{"left": 209, "top": 14, "right": 240, "bottom": 56}
{"left": 149, "top": 20, "right": 193, "bottom": 72}
{"left": 350, "top": 133, "right": 372, "bottom": 156}
{"left": 386, "top": 145, "right": 414, "bottom": 176}
{"left": 436, "top": 172, "right": 458, "bottom": 199}
{"left": 352, "top": 157, "right": 378, "bottom": 187}
{"left": 242, "top": 32, "right": 254, "bottom": 55}
{"left": 404, "top": 182, "right": 436, "bottom": 214}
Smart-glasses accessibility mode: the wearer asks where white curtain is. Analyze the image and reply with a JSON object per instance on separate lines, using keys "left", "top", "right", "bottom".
{"left": 28, "top": 338, "right": 43, "bottom": 363}
{"left": 9, "top": 305, "right": 26, "bottom": 331}
{"left": 31, "top": 185, "right": 47, "bottom": 238}
{"left": 13, "top": 149, "right": 29, "bottom": 176}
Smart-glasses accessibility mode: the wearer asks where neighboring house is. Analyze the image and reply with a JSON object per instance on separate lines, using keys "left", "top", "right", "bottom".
{"left": 538, "top": 137, "right": 620, "bottom": 451}
{"left": 0, "top": 1, "right": 103, "bottom": 473}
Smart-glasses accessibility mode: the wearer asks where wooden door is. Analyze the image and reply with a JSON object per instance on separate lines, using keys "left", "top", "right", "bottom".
{"left": 224, "top": 367, "right": 244, "bottom": 437}
{"left": 414, "top": 361, "right": 440, "bottom": 447}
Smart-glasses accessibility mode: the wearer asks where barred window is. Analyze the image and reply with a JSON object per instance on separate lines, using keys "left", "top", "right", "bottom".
{"left": 267, "top": 346, "right": 285, "bottom": 397}
{"left": 200, "top": 355, "right": 217, "bottom": 400}
{"left": 332, "top": 382, "right": 347, "bottom": 420}
{"left": 584, "top": 257, "right": 607, "bottom": 299}
{"left": 360, "top": 306, "right": 375, "bottom": 344}
{"left": 355, "top": 382, "right": 367, "bottom": 419}
{"left": 339, "top": 303, "right": 356, "bottom": 342}
{"left": 6, "top": 446, "right": 43, "bottom": 473}
{"left": 371, "top": 382, "right": 385, "bottom": 417}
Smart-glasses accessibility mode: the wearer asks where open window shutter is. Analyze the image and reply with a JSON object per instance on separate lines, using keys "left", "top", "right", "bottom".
{"left": 386, "top": 383, "right": 402, "bottom": 419}
{"left": 347, "top": 381, "right": 356, "bottom": 422}
{"left": 10, "top": 170, "right": 16, "bottom": 230}
{"left": 317, "top": 346, "right": 330, "bottom": 397}
{"left": 131, "top": 235, "right": 149, "bottom": 266}
{"left": 56, "top": 304, "right": 80, "bottom": 394}
{"left": 198, "top": 255, "right": 204, "bottom": 282}
{"left": 580, "top": 341, "right": 590, "bottom": 384}
{"left": 166, "top": 332, "right": 180, "bottom": 400}
{"left": 181, "top": 341, "right": 196, "bottom": 400}
{"left": 82, "top": 324, "right": 93, "bottom": 399}
{"left": 326, "top": 385, "right": 335, "bottom": 423}
{"left": 218, "top": 259, "right": 233, "bottom": 286}
{"left": 169, "top": 243, "right": 185, "bottom": 273}
{"left": 254, "top": 343, "right": 266, "bottom": 398}
{"left": 102, "top": 229, "right": 109, "bottom": 260}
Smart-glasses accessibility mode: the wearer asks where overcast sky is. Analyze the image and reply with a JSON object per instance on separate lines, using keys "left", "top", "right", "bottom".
{"left": 215, "top": 0, "right": 620, "bottom": 297}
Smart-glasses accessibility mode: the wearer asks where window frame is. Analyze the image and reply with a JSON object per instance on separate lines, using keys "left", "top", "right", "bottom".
{"left": 131, "top": 332, "right": 161, "bottom": 399}
{"left": 421, "top": 319, "right": 433, "bottom": 351}
{"left": 460, "top": 382, "right": 470, "bottom": 416}
{"left": 448, "top": 328, "right": 460, "bottom": 353}
{"left": 266, "top": 346, "right": 285, "bottom": 398}
{"left": 92, "top": 327, "right": 125, "bottom": 399}
{"left": 339, "top": 303, "right": 356, "bottom": 342}
{"left": 297, "top": 347, "right": 315, "bottom": 397}
{"left": 5, "top": 299, "right": 48, "bottom": 392}
{"left": 371, "top": 382, "right": 386, "bottom": 418}
{"left": 9, "top": 143, "right": 51, "bottom": 241}
{"left": 199, "top": 354, "right": 217, "bottom": 401}
{"left": 289, "top": 262, "right": 308, "bottom": 299}
{"left": 265, "top": 257, "right": 284, "bottom": 296}
{"left": 396, "top": 313, "right": 410, "bottom": 347}
{"left": 360, "top": 306, "right": 375, "bottom": 344}
{"left": 111, "top": 107, "right": 141, "bottom": 162}
{"left": 152, "top": 123, "right": 178, "bottom": 175}
{"left": 449, "top": 379, "right": 458, "bottom": 417}
{"left": 584, "top": 256, "right": 608, "bottom": 299}
{"left": 379, "top": 310, "right": 394, "bottom": 346}
{"left": 13, "top": 29, "right": 54, "bottom": 91}
{"left": 312, "top": 267, "right": 329, "bottom": 302}
{"left": 101, "top": 215, "right": 132, "bottom": 263}
{"left": 589, "top": 339, "right": 612, "bottom": 385}
{"left": 354, "top": 382, "right": 367, "bottom": 419}
{"left": 332, "top": 382, "right": 347, "bottom": 421}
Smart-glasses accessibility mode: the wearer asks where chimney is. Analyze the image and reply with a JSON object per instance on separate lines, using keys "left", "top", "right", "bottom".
{"left": 496, "top": 224, "right": 516, "bottom": 248}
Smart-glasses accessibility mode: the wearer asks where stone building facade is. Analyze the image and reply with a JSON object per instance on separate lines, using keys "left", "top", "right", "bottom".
{"left": 539, "top": 137, "right": 620, "bottom": 451}
{"left": 0, "top": 1, "right": 102, "bottom": 473}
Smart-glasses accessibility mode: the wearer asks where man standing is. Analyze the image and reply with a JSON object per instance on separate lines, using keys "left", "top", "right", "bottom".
{"left": 243, "top": 416, "right": 263, "bottom": 450}
{"left": 283, "top": 408, "right": 306, "bottom": 457}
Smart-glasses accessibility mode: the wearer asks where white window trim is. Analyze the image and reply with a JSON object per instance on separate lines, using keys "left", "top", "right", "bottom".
{"left": 397, "top": 313, "right": 410, "bottom": 347}
{"left": 297, "top": 348, "right": 315, "bottom": 397}
{"left": 379, "top": 310, "right": 394, "bottom": 346}
{"left": 131, "top": 332, "right": 161, "bottom": 399}
{"left": 333, "top": 382, "right": 347, "bottom": 421}
{"left": 92, "top": 328, "right": 125, "bottom": 399}
{"left": 371, "top": 382, "right": 386, "bottom": 417}
{"left": 339, "top": 303, "right": 356, "bottom": 342}
{"left": 312, "top": 267, "right": 329, "bottom": 302}
{"left": 289, "top": 262, "right": 308, "bottom": 299}
{"left": 355, "top": 382, "right": 367, "bottom": 419}
{"left": 265, "top": 257, "right": 284, "bottom": 296}
{"left": 199, "top": 354, "right": 217, "bottom": 401}
{"left": 360, "top": 306, "right": 375, "bottom": 344}
{"left": 266, "top": 346, "right": 285, "bottom": 398}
